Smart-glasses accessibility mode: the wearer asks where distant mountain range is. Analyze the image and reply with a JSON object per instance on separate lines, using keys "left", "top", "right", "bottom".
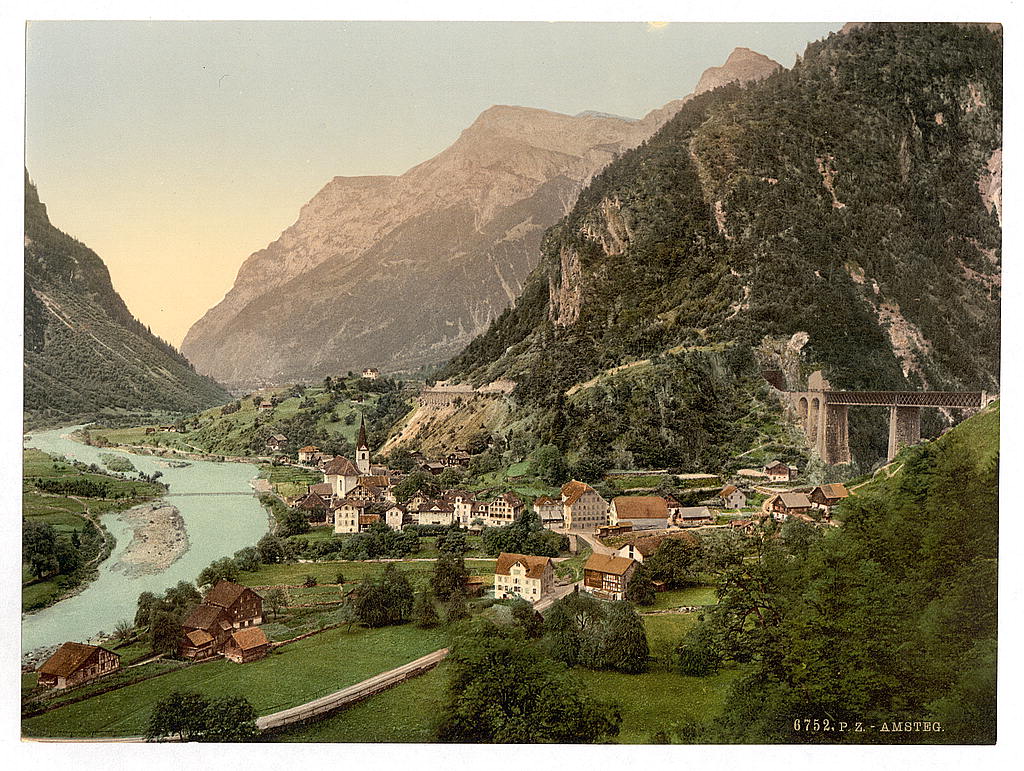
{"left": 24, "top": 173, "right": 230, "bottom": 428}
{"left": 181, "top": 47, "right": 782, "bottom": 389}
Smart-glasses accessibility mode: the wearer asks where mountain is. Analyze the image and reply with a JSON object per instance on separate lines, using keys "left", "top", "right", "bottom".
{"left": 437, "top": 23, "right": 1001, "bottom": 471}
{"left": 24, "top": 173, "right": 230, "bottom": 428}
{"left": 181, "top": 48, "right": 783, "bottom": 389}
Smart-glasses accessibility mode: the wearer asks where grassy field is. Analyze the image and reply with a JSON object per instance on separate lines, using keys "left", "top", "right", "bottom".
{"left": 22, "top": 623, "right": 449, "bottom": 739}
{"left": 646, "top": 586, "right": 718, "bottom": 611}
{"left": 238, "top": 559, "right": 496, "bottom": 590}
{"left": 555, "top": 545, "right": 592, "bottom": 581}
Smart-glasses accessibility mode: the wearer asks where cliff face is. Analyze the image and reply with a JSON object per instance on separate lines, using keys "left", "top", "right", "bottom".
{"left": 440, "top": 23, "right": 1001, "bottom": 469}
{"left": 24, "top": 173, "right": 230, "bottom": 427}
{"left": 181, "top": 48, "right": 782, "bottom": 389}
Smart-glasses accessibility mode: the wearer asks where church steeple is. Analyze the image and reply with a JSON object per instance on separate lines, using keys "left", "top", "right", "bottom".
{"left": 356, "top": 416, "right": 370, "bottom": 474}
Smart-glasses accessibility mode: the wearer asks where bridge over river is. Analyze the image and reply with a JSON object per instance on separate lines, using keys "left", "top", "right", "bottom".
{"left": 787, "top": 372, "right": 996, "bottom": 464}
{"left": 162, "top": 491, "right": 258, "bottom": 498}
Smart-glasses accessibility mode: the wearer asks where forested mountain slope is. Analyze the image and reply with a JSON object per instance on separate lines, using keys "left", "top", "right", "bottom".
{"left": 440, "top": 23, "right": 1001, "bottom": 469}
{"left": 24, "top": 173, "right": 230, "bottom": 428}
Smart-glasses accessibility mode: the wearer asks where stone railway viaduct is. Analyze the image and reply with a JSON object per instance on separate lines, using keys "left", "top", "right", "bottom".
{"left": 787, "top": 372, "right": 996, "bottom": 464}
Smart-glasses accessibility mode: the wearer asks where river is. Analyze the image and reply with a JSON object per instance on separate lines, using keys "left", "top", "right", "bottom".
{"left": 22, "top": 427, "right": 269, "bottom": 654}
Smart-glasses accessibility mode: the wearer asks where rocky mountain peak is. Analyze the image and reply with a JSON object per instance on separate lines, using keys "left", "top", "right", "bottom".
{"left": 695, "top": 46, "right": 782, "bottom": 94}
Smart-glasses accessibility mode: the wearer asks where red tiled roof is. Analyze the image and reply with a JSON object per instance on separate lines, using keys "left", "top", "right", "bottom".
{"left": 495, "top": 552, "right": 552, "bottom": 579}
{"left": 584, "top": 553, "right": 635, "bottom": 576}
{"left": 298, "top": 445, "right": 319, "bottom": 453}
{"left": 230, "top": 627, "right": 269, "bottom": 651}
{"left": 561, "top": 480, "right": 593, "bottom": 506}
{"left": 612, "top": 496, "right": 669, "bottom": 520}
{"left": 38, "top": 642, "right": 113, "bottom": 677}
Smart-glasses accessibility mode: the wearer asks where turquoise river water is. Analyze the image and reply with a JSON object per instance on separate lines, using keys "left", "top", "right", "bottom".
{"left": 22, "top": 427, "right": 269, "bottom": 653}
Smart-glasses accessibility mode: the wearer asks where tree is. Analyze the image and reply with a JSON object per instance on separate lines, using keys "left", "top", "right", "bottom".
{"left": 303, "top": 574, "right": 318, "bottom": 587}
{"left": 277, "top": 507, "right": 311, "bottom": 537}
{"left": 232, "top": 546, "right": 261, "bottom": 573}
{"left": 354, "top": 564, "right": 414, "bottom": 627}
{"left": 256, "top": 533, "right": 286, "bottom": 564}
{"left": 113, "top": 618, "right": 135, "bottom": 644}
{"left": 533, "top": 444, "right": 569, "bottom": 485}
{"left": 437, "top": 528, "right": 469, "bottom": 555}
{"left": 414, "top": 590, "right": 440, "bottom": 628}
{"left": 431, "top": 552, "right": 469, "bottom": 601}
{"left": 445, "top": 592, "right": 470, "bottom": 624}
{"left": 598, "top": 602, "right": 650, "bottom": 673}
{"left": 625, "top": 562, "right": 657, "bottom": 606}
{"left": 510, "top": 598, "right": 545, "bottom": 638}
{"left": 392, "top": 471, "right": 440, "bottom": 503}
{"left": 198, "top": 696, "right": 259, "bottom": 742}
{"left": 437, "top": 467, "right": 465, "bottom": 488}
{"left": 197, "top": 557, "right": 238, "bottom": 589}
{"left": 146, "top": 691, "right": 209, "bottom": 741}
{"left": 543, "top": 591, "right": 607, "bottom": 667}
{"left": 645, "top": 536, "right": 701, "bottom": 588}
{"left": 263, "top": 587, "right": 287, "bottom": 620}
{"left": 24, "top": 520, "right": 60, "bottom": 579}
{"left": 149, "top": 609, "right": 183, "bottom": 656}
{"left": 438, "top": 621, "right": 621, "bottom": 743}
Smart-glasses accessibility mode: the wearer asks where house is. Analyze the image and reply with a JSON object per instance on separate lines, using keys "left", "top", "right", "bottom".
{"left": 259, "top": 400, "right": 274, "bottom": 411}
{"left": 443, "top": 450, "right": 471, "bottom": 468}
{"left": 464, "top": 575, "right": 487, "bottom": 598}
{"left": 223, "top": 627, "right": 270, "bottom": 664}
{"left": 420, "top": 461, "right": 447, "bottom": 476}
{"left": 763, "top": 460, "right": 798, "bottom": 483}
{"left": 203, "top": 580, "right": 264, "bottom": 629}
{"left": 362, "top": 367, "right": 380, "bottom": 380}
{"left": 769, "top": 492, "right": 813, "bottom": 521}
{"left": 181, "top": 603, "right": 233, "bottom": 658}
{"left": 37, "top": 642, "right": 120, "bottom": 690}
{"left": 359, "top": 513, "right": 382, "bottom": 531}
{"left": 266, "top": 434, "right": 288, "bottom": 452}
{"left": 673, "top": 506, "right": 715, "bottom": 527}
{"left": 560, "top": 480, "right": 609, "bottom": 532}
{"left": 442, "top": 489, "right": 478, "bottom": 525}
{"left": 415, "top": 501, "right": 456, "bottom": 527}
{"left": 582, "top": 553, "right": 637, "bottom": 601}
{"left": 295, "top": 492, "right": 330, "bottom": 524}
{"left": 718, "top": 485, "right": 748, "bottom": 509}
{"left": 533, "top": 495, "right": 563, "bottom": 530}
{"left": 809, "top": 483, "right": 850, "bottom": 514}
{"left": 484, "top": 492, "right": 524, "bottom": 527}
{"left": 615, "top": 537, "right": 661, "bottom": 563}
{"left": 610, "top": 496, "right": 671, "bottom": 530}
{"left": 494, "top": 553, "right": 555, "bottom": 603}
{"left": 730, "top": 519, "right": 758, "bottom": 536}
{"left": 308, "top": 482, "right": 334, "bottom": 498}
{"left": 597, "top": 523, "right": 633, "bottom": 538}
{"left": 334, "top": 498, "right": 371, "bottom": 533}
{"left": 298, "top": 445, "right": 320, "bottom": 463}
{"left": 385, "top": 503, "right": 408, "bottom": 530}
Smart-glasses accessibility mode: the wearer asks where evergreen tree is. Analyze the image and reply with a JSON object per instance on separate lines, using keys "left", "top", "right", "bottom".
{"left": 598, "top": 602, "right": 650, "bottom": 673}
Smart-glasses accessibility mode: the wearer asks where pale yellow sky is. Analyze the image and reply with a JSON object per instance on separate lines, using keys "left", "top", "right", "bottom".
{"left": 26, "top": 21, "right": 843, "bottom": 347}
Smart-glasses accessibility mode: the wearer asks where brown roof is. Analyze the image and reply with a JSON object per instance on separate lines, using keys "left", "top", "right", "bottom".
{"left": 38, "top": 642, "right": 114, "bottom": 677}
{"left": 719, "top": 484, "right": 739, "bottom": 498}
{"left": 419, "top": 501, "right": 454, "bottom": 513}
{"left": 334, "top": 498, "right": 370, "bottom": 509}
{"left": 676, "top": 506, "right": 713, "bottom": 519}
{"left": 183, "top": 603, "right": 230, "bottom": 630}
{"left": 775, "top": 492, "right": 812, "bottom": 509}
{"left": 815, "top": 483, "right": 850, "bottom": 500}
{"left": 584, "top": 553, "right": 636, "bottom": 576}
{"left": 230, "top": 627, "right": 269, "bottom": 651}
{"left": 359, "top": 514, "right": 381, "bottom": 526}
{"left": 298, "top": 445, "right": 319, "bottom": 453}
{"left": 495, "top": 552, "right": 552, "bottom": 579}
{"left": 309, "top": 482, "right": 333, "bottom": 496}
{"left": 612, "top": 496, "right": 669, "bottom": 520}
{"left": 204, "top": 580, "right": 249, "bottom": 609}
{"left": 561, "top": 480, "right": 593, "bottom": 506}
{"left": 533, "top": 495, "right": 558, "bottom": 506}
{"left": 359, "top": 475, "right": 390, "bottom": 489}
{"left": 296, "top": 492, "right": 327, "bottom": 510}
{"left": 499, "top": 492, "right": 523, "bottom": 506}
{"left": 185, "top": 629, "right": 214, "bottom": 647}
{"left": 323, "top": 456, "right": 361, "bottom": 476}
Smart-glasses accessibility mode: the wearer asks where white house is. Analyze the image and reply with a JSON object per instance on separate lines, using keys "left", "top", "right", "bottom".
{"left": 494, "top": 553, "right": 554, "bottom": 603}
{"left": 560, "top": 480, "right": 609, "bottom": 531}
{"left": 718, "top": 485, "right": 748, "bottom": 509}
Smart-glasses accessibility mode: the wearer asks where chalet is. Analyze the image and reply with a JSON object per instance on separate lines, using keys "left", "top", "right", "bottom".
{"left": 442, "top": 489, "right": 477, "bottom": 525}
{"left": 673, "top": 506, "right": 714, "bottom": 527}
{"left": 385, "top": 503, "right": 408, "bottom": 530}
{"left": 533, "top": 495, "right": 563, "bottom": 530}
{"left": 223, "top": 627, "right": 270, "bottom": 664}
{"left": 769, "top": 492, "right": 813, "bottom": 521}
{"left": 362, "top": 367, "right": 380, "bottom": 380}
{"left": 763, "top": 460, "right": 798, "bottom": 483}
{"left": 809, "top": 483, "right": 850, "bottom": 514}
{"left": 420, "top": 461, "right": 447, "bottom": 476}
{"left": 610, "top": 496, "right": 671, "bottom": 530}
{"left": 298, "top": 445, "right": 320, "bottom": 463}
{"left": 442, "top": 450, "right": 471, "bottom": 468}
{"left": 346, "top": 482, "right": 383, "bottom": 502}
{"left": 203, "top": 580, "right": 264, "bottom": 628}
{"left": 334, "top": 499, "right": 371, "bottom": 533}
{"left": 494, "top": 553, "right": 555, "bottom": 603}
{"left": 37, "top": 642, "right": 120, "bottom": 690}
{"left": 583, "top": 553, "right": 637, "bottom": 601}
{"left": 296, "top": 492, "right": 330, "bottom": 524}
{"left": 266, "top": 434, "right": 288, "bottom": 452}
{"left": 718, "top": 485, "right": 747, "bottom": 509}
{"left": 181, "top": 603, "right": 233, "bottom": 658}
{"left": 561, "top": 480, "right": 609, "bottom": 532}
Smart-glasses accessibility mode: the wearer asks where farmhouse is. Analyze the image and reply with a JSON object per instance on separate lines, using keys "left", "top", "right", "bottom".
{"left": 561, "top": 480, "right": 609, "bottom": 531}
{"left": 181, "top": 604, "right": 233, "bottom": 658}
{"left": 259, "top": 400, "right": 274, "bottom": 412}
{"left": 223, "top": 627, "right": 270, "bottom": 664}
{"left": 37, "top": 642, "right": 121, "bottom": 690}
{"left": 718, "top": 484, "right": 747, "bottom": 509}
{"left": 770, "top": 492, "right": 813, "bottom": 521}
{"left": 610, "top": 496, "right": 671, "bottom": 530}
{"left": 809, "top": 483, "right": 850, "bottom": 514}
{"left": 494, "top": 552, "right": 554, "bottom": 603}
{"left": 265, "top": 434, "right": 288, "bottom": 452}
{"left": 204, "top": 580, "right": 264, "bottom": 628}
{"left": 763, "top": 460, "right": 798, "bottom": 482}
{"left": 583, "top": 553, "right": 637, "bottom": 601}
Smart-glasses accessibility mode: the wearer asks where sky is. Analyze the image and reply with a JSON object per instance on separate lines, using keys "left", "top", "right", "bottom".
{"left": 25, "top": 21, "right": 846, "bottom": 346}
